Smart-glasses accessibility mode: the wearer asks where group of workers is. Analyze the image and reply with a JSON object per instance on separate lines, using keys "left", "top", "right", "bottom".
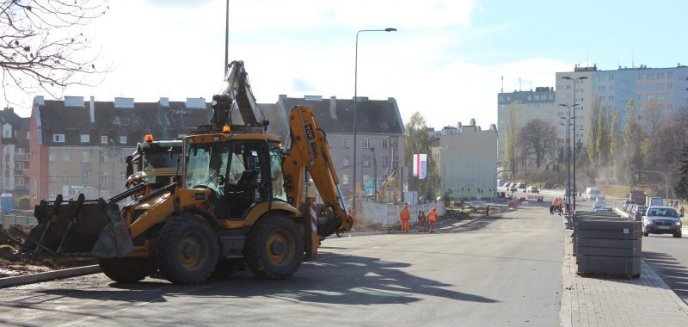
{"left": 549, "top": 197, "right": 570, "bottom": 215}
{"left": 399, "top": 204, "right": 438, "bottom": 233}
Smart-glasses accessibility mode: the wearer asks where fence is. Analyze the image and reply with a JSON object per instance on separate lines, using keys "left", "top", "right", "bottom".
{"left": 0, "top": 211, "right": 38, "bottom": 226}
{"left": 355, "top": 199, "right": 445, "bottom": 227}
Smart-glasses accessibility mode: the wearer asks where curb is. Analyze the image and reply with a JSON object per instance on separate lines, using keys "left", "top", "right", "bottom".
{"left": 0, "top": 265, "right": 101, "bottom": 288}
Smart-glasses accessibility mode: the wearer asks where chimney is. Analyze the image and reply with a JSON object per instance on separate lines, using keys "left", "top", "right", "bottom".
{"left": 89, "top": 96, "right": 95, "bottom": 123}
{"left": 329, "top": 96, "right": 337, "bottom": 120}
{"left": 470, "top": 118, "right": 476, "bottom": 126}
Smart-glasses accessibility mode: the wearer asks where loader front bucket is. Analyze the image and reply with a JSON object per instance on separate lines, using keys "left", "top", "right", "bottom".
{"left": 24, "top": 194, "right": 133, "bottom": 258}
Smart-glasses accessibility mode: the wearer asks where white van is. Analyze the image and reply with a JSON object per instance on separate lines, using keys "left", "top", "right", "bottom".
{"left": 584, "top": 187, "right": 601, "bottom": 200}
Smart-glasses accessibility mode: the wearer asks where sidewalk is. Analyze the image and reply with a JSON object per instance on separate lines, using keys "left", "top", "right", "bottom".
{"left": 560, "top": 229, "right": 688, "bottom": 326}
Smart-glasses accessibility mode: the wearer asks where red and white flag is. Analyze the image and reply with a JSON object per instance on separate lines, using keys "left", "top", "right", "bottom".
{"left": 413, "top": 154, "right": 427, "bottom": 179}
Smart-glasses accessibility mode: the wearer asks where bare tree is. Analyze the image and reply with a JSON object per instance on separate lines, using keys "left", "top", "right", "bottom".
{"left": 517, "top": 118, "right": 556, "bottom": 169}
{"left": 0, "top": 0, "right": 109, "bottom": 101}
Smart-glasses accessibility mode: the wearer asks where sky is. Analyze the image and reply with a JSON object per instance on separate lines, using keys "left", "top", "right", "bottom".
{"left": 9, "top": 0, "right": 688, "bottom": 130}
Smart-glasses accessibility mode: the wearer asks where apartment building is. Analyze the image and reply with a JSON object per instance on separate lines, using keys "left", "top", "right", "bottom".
{"left": 27, "top": 96, "right": 212, "bottom": 205}
{"left": 273, "top": 95, "right": 405, "bottom": 199}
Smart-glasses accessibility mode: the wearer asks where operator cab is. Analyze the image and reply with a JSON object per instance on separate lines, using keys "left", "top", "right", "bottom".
{"left": 184, "top": 137, "right": 285, "bottom": 219}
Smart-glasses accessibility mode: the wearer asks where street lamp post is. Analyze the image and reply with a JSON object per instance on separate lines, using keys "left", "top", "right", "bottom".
{"left": 558, "top": 109, "right": 572, "bottom": 227}
{"left": 352, "top": 27, "right": 396, "bottom": 214}
{"left": 562, "top": 75, "right": 587, "bottom": 213}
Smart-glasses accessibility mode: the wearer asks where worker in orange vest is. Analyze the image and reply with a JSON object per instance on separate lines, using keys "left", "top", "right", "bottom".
{"left": 427, "top": 208, "right": 438, "bottom": 233}
{"left": 399, "top": 203, "right": 411, "bottom": 232}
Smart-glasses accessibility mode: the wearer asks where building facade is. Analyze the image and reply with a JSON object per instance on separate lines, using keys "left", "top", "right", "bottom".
{"left": 497, "top": 87, "right": 558, "bottom": 165}
{"left": 0, "top": 107, "right": 30, "bottom": 198}
{"left": 433, "top": 120, "right": 498, "bottom": 200}
{"left": 498, "top": 64, "right": 688, "bottom": 165}
{"left": 27, "top": 96, "right": 212, "bottom": 205}
{"left": 274, "top": 95, "right": 405, "bottom": 200}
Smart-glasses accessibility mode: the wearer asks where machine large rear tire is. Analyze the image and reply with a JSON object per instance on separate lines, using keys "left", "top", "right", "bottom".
{"left": 244, "top": 214, "right": 303, "bottom": 280}
{"left": 155, "top": 215, "right": 219, "bottom": 284}
{"left": 98, "top": 257, "right": 154, "bottom": 283}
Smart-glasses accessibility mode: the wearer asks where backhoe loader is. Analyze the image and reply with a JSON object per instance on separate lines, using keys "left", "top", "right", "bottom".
{"left": 23, "top": 61, "right": 353, "bottom": 284}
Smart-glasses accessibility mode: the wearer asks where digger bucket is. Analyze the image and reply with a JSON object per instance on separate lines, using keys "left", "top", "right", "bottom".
{"left": 24, "top": 194, "right": 134, "bottom": 258}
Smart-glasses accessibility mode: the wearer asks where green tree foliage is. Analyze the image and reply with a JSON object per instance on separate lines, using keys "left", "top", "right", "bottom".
{"left": 503, "top": 103, "right": 519, "bottom": 178}
{"left": 621, "top": 100, "right": 645, "bottom": 184}
{"left": 517, "top": 119, "right": 556, "bottom": 168}
{"left": 404, "top": 112, "right": 441, "bottom": 200}
{"left": 675, "top": 143, "right": 688, "bottom": 200}
{"left": 586, "top": 101, "right": 601, "bottom": 166}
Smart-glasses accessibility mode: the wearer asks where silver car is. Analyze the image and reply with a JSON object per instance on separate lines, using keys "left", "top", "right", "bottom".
{"left": 642, "top": 206, "right": 682, "bottom": 238}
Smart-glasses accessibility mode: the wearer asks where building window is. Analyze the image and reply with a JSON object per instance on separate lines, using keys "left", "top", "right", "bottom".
{"left": 49, "top": 175, "right": 56, "bottom": 183}
{"left": 343, "top": 156, "right": 350, "bottom": 167}
{"left": 62, "top": 175, "right": 69, "bottom": 183}
{"left": 390, "top": 137, "right": 399, "bottom": 149}
{"left": 49, "top": 150, "right": 56, "bottom": 162}
{"left": 100, "top": 173, "right": 108, "bottom": 184}
{"left": 101, "top": 136, "right": 108, "bottom": 144}
{"left": 343, "top": 138, "right": 350, "bottom": 149}
{"left": 382, "top": 139, "right": 388, "bottom": 149}
{"left": 362, "top": 138, "right": 371, "bottom": 149}
{"left": 26, "top": 131, "right": 30, "bottom": 140}
{"left": 362, "top": 155, "right": 370, "bottom": 167}
{"left": 342, "top": 174, "right": 349, "bottom": 185}
{"left": 382, "top": 155, "right": 389, "bottom": 168}
{"left": 119, "top": 136, "right": 127, "bottom": 144}
{"left": 80, "top": 134, "right": 90, "bottom": 143}
{"left": 81, "top": 151, "right": 90, "bottom": 164}
{"left": 53, "top": 134, "right": 65, "bottom": 143}
{"left": 63, "top": 151, "right": 69, "bottom": 162}
{"left": 82, "top": 172, "right": 89, "bottom": 184}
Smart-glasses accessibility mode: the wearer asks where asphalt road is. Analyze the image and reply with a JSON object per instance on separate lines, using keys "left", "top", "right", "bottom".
{"left": 643, "top": 233, "right": 688, "bottom": 305}
{"left": 0, "top": 205, "right": 565, "bottom": 327}
{"left": 593, "top": 197, "right": 688, "bottom": 306}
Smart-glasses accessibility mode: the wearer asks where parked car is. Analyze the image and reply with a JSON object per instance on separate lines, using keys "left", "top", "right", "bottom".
{"left": 516, "top": 183, "right": 526, "bottom": 192}
{"left": 509, "top": 183, "right": 518, "bottom": 192}
{"left": 526, "top": 186, "right": 539, "bottom": 193}
{"left": 593, "top": 206, "right": 613, "bottom": 213}
{"left": 642, "top": 206, "right": 682, "bottom": 238}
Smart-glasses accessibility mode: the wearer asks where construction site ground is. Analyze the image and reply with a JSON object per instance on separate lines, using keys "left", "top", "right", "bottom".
{"left": 0, "top": 204, "right": 494, "bottom": 281}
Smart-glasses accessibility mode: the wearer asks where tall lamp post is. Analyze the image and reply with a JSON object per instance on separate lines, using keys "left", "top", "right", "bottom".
{"left": 352, "top": 27, "right": 396, "bottom": 214}
{"left": 562, "top": 75, "right": 587, "bottom": 213}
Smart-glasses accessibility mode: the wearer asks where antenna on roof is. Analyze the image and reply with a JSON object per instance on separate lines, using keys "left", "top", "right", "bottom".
{"left": 501, "top": 76, "right": 503, "bottom": 93}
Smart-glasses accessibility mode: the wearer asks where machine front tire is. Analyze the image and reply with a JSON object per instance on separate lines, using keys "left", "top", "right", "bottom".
{"left": 98, "top": 257, "right": 154, "bottom": 283}
{"left": 155, "top": 215, "right": 219, "bottom": 284}
{"left": 245, "top": 214, "right": 303, "bottom": 280}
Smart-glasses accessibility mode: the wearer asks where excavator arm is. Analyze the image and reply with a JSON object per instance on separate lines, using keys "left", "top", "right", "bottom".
{"left": 283, "top": 106, "right": 354, "bottom": 237}
{"left": 211, "top": 60, "right": 265, "bottom": 130}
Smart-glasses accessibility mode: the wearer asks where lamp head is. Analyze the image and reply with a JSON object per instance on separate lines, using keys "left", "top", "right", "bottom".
{"left": 385, "top": 27, "right": 397, "bottom": 32}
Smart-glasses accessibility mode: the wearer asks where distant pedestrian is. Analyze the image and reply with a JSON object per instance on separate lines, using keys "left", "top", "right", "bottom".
{"left": 427, "top": 208, "right": 438, "bottom": 233}
{"left": 399, "top": 203, "right": 411, "bottom": 233}
{"left": 681, "top": 206, "right": 685, "bottom": 217}
{"left": 486, "top": 205, "right": 490, "bottom": 217}
{"left": 417, "top": 210, "right": 426, "bottom": 232}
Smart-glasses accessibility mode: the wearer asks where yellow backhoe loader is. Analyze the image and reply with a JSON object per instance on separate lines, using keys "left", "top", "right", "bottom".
{"left": 23, "top": 61, "right": 353, "bottom": 284}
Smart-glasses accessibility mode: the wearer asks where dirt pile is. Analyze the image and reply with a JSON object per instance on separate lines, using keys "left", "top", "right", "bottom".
{"left": 0, "top": 224, "right": 95, "bottom": 278}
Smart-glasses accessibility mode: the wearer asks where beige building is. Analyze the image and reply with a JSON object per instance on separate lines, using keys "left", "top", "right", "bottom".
{"left": 433, "top": 120, "right": 498, "bottom": 200}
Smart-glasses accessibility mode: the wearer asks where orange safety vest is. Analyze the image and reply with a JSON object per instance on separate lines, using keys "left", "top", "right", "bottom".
{"left": 400, "top": 208, "right": 410, "bottom": 221}
{"left": 428, "top": 210, "right": 438, "bottom": 222}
